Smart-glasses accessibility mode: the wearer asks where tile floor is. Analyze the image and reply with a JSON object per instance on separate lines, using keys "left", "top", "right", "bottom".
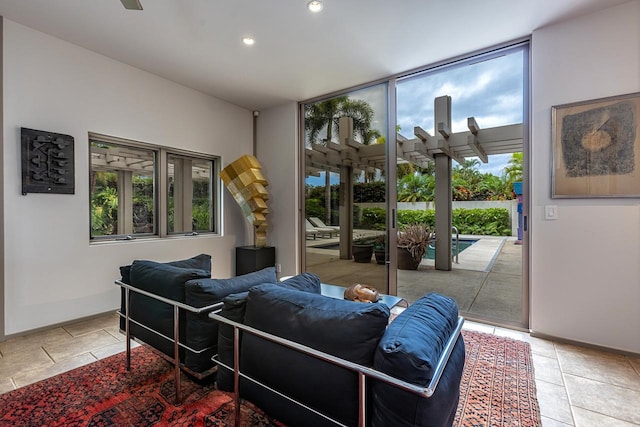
{"left": 1, "top": 313, "right": 639, "bottom": 426}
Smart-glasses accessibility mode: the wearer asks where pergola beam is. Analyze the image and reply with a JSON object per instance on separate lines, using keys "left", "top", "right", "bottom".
{"left": 467, "top": 135, "right": 489, "bottom": 163}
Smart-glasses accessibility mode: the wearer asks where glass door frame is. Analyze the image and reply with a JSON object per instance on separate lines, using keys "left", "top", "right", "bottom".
{"left": 299, "top": 38, "right": 531, "bottom": 329}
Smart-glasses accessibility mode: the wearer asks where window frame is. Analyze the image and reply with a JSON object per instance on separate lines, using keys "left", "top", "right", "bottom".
{"left": 89, "top": 132, "right": 221, "bottom": 242}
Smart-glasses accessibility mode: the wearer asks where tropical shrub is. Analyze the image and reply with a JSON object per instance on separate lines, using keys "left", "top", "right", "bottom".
{"left": 360, "top": 207, "right": 386, "bottom": 230}
{"left": 397, "top": 208, "right": 510, "bottom": 236}
{"left": 305, "top": 198, "right": 325, "bottom": 220}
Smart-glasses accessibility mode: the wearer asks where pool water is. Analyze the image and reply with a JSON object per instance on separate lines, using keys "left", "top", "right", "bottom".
{"left": 424, "top": 239, "right": 477, "bottom": 259}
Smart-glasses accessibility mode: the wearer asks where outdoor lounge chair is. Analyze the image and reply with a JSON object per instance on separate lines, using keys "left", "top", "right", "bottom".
{"left": 305, "top": 228, "right": 318, "bottom": 240}
{"left": 309, "top": 216, "right": 340, "bottom": 233}
{"left": 305, "top": 218, "right": 335, "bottom": 238}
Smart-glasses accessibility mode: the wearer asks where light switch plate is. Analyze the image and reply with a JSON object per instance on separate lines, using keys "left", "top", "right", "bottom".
{"left": 545, "top": 205, "right": 558, "bottom": 220}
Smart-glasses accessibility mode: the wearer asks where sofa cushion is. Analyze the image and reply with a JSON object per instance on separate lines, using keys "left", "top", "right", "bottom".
{"left": 278, "top": 272, "right": 321, "bottom": 293}
{"left": 215, "top": 272, "right": 322, "bottom": 390}
{"left": 183, "top": 267, "right": 277, "bottom": 372}
{"left": 127, "top": 260, "right": 210, "bottom": 359}
{"left": 119, "top": 254, "right": 211, "bottom": 333}
{"left": 371, "top": 292, "right": 465, "bottom": 427}
{"left": 239, "top": 284, "right": 390, "bottom": 427}
{"left": 119, "top": 253, "right": 211, "bottom": 285}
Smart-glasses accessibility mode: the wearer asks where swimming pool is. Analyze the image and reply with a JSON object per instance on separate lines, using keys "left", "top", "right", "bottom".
{"left": 424, "top": 238, "right": 478, "bottom": 259}
{"left": 313, "top": 238, "right": 479, "bottom": 259}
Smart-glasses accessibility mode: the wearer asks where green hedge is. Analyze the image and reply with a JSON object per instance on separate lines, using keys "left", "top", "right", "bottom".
{"left": 360, "top": 207, "right": 386, "bottom": 230}
{"left": 361, "top": 207, "right": 510, "bottom": 236}
{"left": 452, "top": 207, "right": 511, "bottom": 236}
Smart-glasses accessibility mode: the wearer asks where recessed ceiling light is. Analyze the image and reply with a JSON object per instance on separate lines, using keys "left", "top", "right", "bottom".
{"left": 242, "top": 36, "right": 255, "bottom": 46}
{"left": 307, "top": 1, "right": 323, "bottom": 13}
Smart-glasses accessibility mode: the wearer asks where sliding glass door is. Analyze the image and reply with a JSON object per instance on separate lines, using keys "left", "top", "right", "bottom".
{"left": 301, "top": 42, "right": 529, "bottom": 328}
{"left": 394, "top": 45, "right": 527, "bottom": 327}
{"left": 302, "top": 83, "right": 390, "bottom": 295}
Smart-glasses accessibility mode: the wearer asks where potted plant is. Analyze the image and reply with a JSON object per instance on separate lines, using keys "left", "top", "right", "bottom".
{"left": 373, "top": 234, "right": 386, "bottom": 265}
{"left": 352, "top": 234, "right": 374, "bottom": 263}
{"left": 397, "top": 223, "right": 433, "bottom": 270}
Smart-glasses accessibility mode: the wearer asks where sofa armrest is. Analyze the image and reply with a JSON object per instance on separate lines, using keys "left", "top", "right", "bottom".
{"left": 115, "top": 280, "right": 223, "bottom": 369}
{"left": 117, "top": 279, "right": 223, "bottom": 314}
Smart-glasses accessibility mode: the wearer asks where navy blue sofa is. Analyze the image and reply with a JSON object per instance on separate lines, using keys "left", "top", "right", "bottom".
{"left": 117, "top": 254, "right": 280, "bottom": 375}
{"left": 214, "top": 284, "right": 465, "bottom": 427}
{"left": 116, "top": 256, "right": 464, "bottom": 425}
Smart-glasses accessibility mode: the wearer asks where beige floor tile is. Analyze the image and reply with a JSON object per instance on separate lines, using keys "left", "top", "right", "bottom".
{"left": 541, "top": 416, "right": 573, "bottom": 426}
{"left": 63, "top": 312, "right": 118, "bottom": 337}
{"left": 0, "top": 347, "right": 53, "bottom": 378}
{"left": 105, "top": 324, "right": 126, "bottom": 341}
{"left": 628, "top": 355, "right": 640, "bottom": 376}
{"left": 494, "top": 327, "right": 529, "bottom": 341}
{"left": 564, "top": 374, "right": 640, "bottom": 425}
{"left": 91, "top": 340, "right": 130, "bottom": 360}
{"left": 528, "top": 337, "right": 558, "bottom": 359}
{"left": 557, "top": 344, "right": 640, "bottom": 391}
{"left": 462, "top": 321, "right": 495, "bottom": 334}
{"left": 533, "top": 353, "right": 564, "bottom": 386}
{"left": 572, "top": 406, "right": 639, "bottom": 427}
{"left": 536, "top": 380, "right": 574, "bottom": 425}
{"left": 0, "top": 327, "right": 72, "bottom": 356}
{"left": 43, "top": 330, "right": 119, "bottom": 362}
{"left": 12, "top": 353, "right": 97, "bottom": 388}
{"left": 0, "top": 377, "right": 15, "bottom": 394}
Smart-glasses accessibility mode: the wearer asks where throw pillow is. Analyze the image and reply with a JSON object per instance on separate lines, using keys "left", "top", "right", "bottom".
{"left": 371, "top": 292, "right": 465, "bottom": 427}
{"left": 278, "top": 272, "right": 321, "bottom": 293}
{"left": 119, "top": 253, "right": 211, "bottom": 284}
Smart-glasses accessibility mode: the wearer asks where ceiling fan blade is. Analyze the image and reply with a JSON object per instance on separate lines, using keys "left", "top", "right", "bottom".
{"left": 120, "top": 0, "right": 143, "bottom": 10}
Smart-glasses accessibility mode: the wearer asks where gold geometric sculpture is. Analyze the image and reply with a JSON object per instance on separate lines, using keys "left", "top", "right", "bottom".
{"left": 220, "top": 154, "right": 269, "bottom": 247}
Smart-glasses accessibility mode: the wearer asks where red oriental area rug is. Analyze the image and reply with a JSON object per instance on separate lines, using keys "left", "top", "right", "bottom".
{"left": 454, "top": 330, "right": 541, "bottom": 427}
{"left": 0, "top": 330, "right": 540, "bottom": 426}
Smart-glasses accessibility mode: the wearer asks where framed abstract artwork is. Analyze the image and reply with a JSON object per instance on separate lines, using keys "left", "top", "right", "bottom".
{"left": 21, "top": 127, "right": 75, "bottom": 195}
{"left": 551, "top": 92, "right": 640, "bottom": 198}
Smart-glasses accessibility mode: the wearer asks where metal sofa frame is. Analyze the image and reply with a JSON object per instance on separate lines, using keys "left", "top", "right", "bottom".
{"left": 115, "top": 278, "right": 464, "bottom": 424}
{"left": 115, "top": 279, "right": 224, "bottom": 403}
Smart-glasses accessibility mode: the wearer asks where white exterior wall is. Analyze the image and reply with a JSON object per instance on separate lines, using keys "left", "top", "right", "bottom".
{"left": 530, "top": 1, "right": 640, "bottom": 353}
{"left": 3, "top": 20, "right": 254, "bottom": 334}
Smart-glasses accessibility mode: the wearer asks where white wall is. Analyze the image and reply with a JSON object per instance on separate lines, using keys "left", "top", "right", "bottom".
{"left": 530, "top": 1, "right": 640, "bottom": 353}
{"left": 256, "top": 102, "right": 299, "bottom": 278}
{"left": 3, "top": 20, "right": 254, "bottom": 334}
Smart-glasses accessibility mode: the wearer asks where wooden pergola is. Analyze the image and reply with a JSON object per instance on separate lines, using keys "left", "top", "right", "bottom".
{"left": 305, "top": 95, "right": 523, "bottom": 270}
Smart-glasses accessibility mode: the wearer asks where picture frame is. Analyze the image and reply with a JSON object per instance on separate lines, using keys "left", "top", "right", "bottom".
{"left": 21, "top": 127, "right": 75, "bottom": 195}
{"left": 551, "top": 91, "right": 640, "bottom": 198}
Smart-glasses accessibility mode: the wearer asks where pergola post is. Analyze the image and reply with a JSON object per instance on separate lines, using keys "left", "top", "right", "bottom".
{"left": 305, "top": 95, "right": 523, "bottom": 269}
{"left": 338, "top": 117, "right": 354, "bottom": 260}
{"left": 434, "top": 96, "right": 453, "bottom": 271}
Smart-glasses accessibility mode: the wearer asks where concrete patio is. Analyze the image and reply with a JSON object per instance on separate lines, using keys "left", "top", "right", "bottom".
{"left": 306, "top": 235, "right": 523, "bottom": 327}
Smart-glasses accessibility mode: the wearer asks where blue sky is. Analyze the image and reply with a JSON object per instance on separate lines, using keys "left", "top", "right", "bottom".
{"left": 306, "top": 48, "right": 524, "bottom": 187}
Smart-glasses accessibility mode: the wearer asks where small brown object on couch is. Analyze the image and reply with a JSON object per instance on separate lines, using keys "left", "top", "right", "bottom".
{"left": 344, "top": 283, "right": 380, "bottom": 303}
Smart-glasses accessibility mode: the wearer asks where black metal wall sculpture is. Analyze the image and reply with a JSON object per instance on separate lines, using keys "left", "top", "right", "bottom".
{"left": 21, "top": 127, "right": 75, "bottom": 195}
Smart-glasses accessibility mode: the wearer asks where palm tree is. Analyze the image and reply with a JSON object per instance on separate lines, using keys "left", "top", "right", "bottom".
{"left": 362, "top": 128, "right": 382, "bottom": 183}
{"left": 477, "top": 174, "right": 511, "bottom": 200}
{"left": 504, "top": 152, "right": 523, "bottom": 184}
{"left": 452, "top": 159, "right": 482, "bottom": 200}
{"left": 398, "top": 173, "right": 434, "bottom": 202}
{"left": 305, "top": 97, "right": 376, "bottom": 224}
